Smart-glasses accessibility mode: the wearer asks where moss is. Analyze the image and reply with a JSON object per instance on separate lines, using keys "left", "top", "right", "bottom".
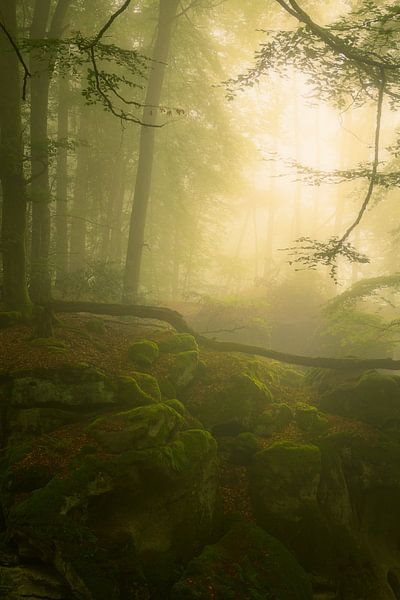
{"left": 131, "top": 371, "right": 161, "bottom": 401}
{"left": 127, "top": 339, "right": 159, "bottom": 367}
{"left": 171, "top": 520, "right": 312, "bottom": 599}
{"left": 170, "top": 350, "right": 199, "bottom": 389}
{"left": 231, "top": 432, "right": 260, "bottom": 465}
{"left": 85, "top": 318, "right": 107, "bottom": 335}
{"left": 255, "top": 403, "right": 293, "bottom": 436}
{"left": 190, "top": 372, "right": 272, "bottom": 431}
{"left": 116, "top": 376, "right": 156, "bottom": 407}
{"left": 319, "top": 370, "right": 400, "bottom": 429}
{"left": 0, "top": 311, "right": 22, "bottom": 328}
{"left": 159, "top": 333, "right": 198, "bottom": 353}
{"left": 11, "top": 375, "right": 114, "bottom": 408}
{"left": 295, "top": 403, "right": 329, "bottom": 433}
{"left": 88, "top": 402, "right": 185, "bottom": 454}
{"left": 7, "top": 407, "right": 78, "bottom": 442}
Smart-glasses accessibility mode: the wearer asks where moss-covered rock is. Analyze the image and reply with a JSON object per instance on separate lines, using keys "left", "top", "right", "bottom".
{"left": 188, "top": 372, "right": 272, "bottom": 431}
{"left": 11, "top": 375, "right": 114, "bottom": 408}
{"left": 0, "top": 564, "right": 67, "bottom": 599}
{"left": 250, "top": 442, "right": 328, "bottom": 572}
{"left": 255, "top": 402, "right": 293, "bottom": 436}
{"left": 7, "top": 408, "right": 78, "bottom": 443}
{"left": 159, "top": 333, "right": 198, "bottom": 353}
{"left": 170, "top": 350, "right": 199, "bottom": 390}
{"left": 127, "top": 339, "right": 159, "bottom": 367}
{"left": 3, "top": 402, "right": 218, "bottom": 598}
{"left": 294, "top": 403, "right": 329, "bottom": 433}
{"left": 0, "top": 311, "right": 22, "bottom": 329}
{"left": 88, "top": 403, "right": 185, "bottom": 454}
{"left": 171, "top": 520, "right": 312, "bottom": 599}
{"left": 131, "top": 371, "right": 161, "bottom": 402}
{"left": 231, "top": 432, "right": 260, "bottom": 465}
{"left": 115, "top": 375, "right": 157, "bottom": 408}
{"left": 318, "top": 370, "right": 400, "bottom": 431}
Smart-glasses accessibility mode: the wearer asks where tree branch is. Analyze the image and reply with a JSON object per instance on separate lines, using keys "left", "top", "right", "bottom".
{"left": 275, "top": 0, "right": 400, "bottom": 72}
{"left": 43, "top": 300, "right": 400, "bottom": 371}
{"left": 0, "top": 20, "right": 30, "bottom": 100}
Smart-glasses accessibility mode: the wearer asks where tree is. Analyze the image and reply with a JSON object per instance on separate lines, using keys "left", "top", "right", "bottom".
{"left": 0, "top": 0, "right": 31, "bottom": 312}
{"left": 29, "top": 0, "right": 71, "bottom": 302}
{"left": 123, "top": 0, "right": 180, "bottom": 302}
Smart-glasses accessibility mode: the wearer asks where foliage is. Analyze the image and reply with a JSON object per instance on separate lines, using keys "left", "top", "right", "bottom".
{"left": 56, "top": 261, "right": 123, "bottom": 302}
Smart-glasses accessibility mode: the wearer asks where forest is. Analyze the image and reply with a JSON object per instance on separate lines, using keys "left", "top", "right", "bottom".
{"left": 1, "top": 0, "right": 400, "bottom": 598}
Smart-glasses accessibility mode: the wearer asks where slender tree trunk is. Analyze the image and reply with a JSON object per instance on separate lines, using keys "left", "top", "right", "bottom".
{"left": 0, "top": 0, "right": 31, "bottom": 311}
{"left": 123, "top": 0, "right": 179, "bottom": 302}
{"left": 110, "top": 157, "right": 127, "bottom": 266}
{"left": 69, "top": 111, "right": 90, "bottom": 272}
{"left": 29, "top": 0, "right": 70, "bottom": 302}
{"left": 55, "top": 73, "right": 69, "bottom": 285}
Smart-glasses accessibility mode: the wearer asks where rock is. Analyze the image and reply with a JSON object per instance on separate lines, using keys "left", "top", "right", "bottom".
{"left": 127, "top": 339, "right": 159, "bottom": 367}
{"left": 11, "top": 376, "right": 114, "bottom": 408}
{"left": 159, "top": 333, "right": 198, "bottom": 353}
{"left": 231, "top": 432, "right": 260, "bottom": 465}
{"left": 0, "top": 312, "right": 22, "bottom": 329}
{"left": 187, "top": 372, "right": 272, "bottom": 431}
{"left": 170, "top": 350, "right": 199, "bottom": 390}
{"left": 0, "top": 564, "right": 67, "bottom": 599}
{"left": 3, "top": 401, "right": 218, "bottom": 598}
{"left": 254, "top": 402, "right": 293, "bottom": 436}
{"left": 131, "top": 371, "right": 161, "bottom": 402}
{"left": 88, "top": 403, "right": 185, "bottom": 453}
{"left": 250, "top": 441, "right": 328, "bottom": 573}
{"left": 318, "top": 370, "right": 400, "bottom": 431}
{"left": 115, "top": 375, "right": 157, "bottom": 408}
{"left": 7, "top": 408, "right": 77, "bottom": 444}
{"left": 171, "top": 520, "right": 312, "bottom": 599}
{"left": 294, "top": 403, "right": 329, "bottom": 433}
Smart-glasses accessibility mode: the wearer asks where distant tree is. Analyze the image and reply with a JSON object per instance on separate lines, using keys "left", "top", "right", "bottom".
{"left": 123, "top": 0, "right": 180, "bottom": 302}
{"left": 0, "top": 0, "right": 31, "bottom": 312}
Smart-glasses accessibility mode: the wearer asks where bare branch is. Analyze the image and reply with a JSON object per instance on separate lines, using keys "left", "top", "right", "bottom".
{"left": 0, "top": 19, "right": 30, "bottom": 100}
{"left": 90, "top": 0, "right": 132, "bottom": 47}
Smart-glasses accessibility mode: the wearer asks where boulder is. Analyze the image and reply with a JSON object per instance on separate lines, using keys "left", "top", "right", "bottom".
{"left": 318, "top": 370, "right": 400, "bottom": 432}
{"left": 3, "top": 401, "right": 219, "bottom": 598}
{"left": 171, "top": 520, "right": 312, "bottom": 599}
{"left": 187, "top": 372, "right": 272, "bottom": 431}
{"left": 159, "top": 333, "right": 198, "bottom": 353}
{"left": 127, "top": 339, "right": 159, "bottom": 367}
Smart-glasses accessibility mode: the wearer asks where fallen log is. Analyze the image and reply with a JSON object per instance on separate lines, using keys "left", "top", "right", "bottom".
{"left": 44, "top": 300, "right": 400, "bottom": 371}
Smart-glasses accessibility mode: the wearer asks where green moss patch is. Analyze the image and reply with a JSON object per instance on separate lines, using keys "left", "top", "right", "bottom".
{"left": 127, "top": 339, "right": 159, "bottom": 367}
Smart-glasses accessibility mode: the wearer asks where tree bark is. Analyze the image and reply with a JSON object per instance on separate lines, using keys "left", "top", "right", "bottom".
{"left": 55, "top": 72, "right": 69, "bottom": 285}
{"left": 69, "top": 109, "right": 90, "bottom": 273}
{"left": 123, "top": 0, "right": 179, "bottom": 302}
{"left": 45, "top": 300, "right": 400, "bottom": 371}
{"left": 29, "top": 0, "right": 70, "bottom": 302}
{"left": 0, "top": 0, "right": 31, "bottom": 312}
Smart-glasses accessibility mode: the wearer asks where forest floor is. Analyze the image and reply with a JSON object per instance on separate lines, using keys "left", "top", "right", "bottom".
{"left": 0, "top": 313, "right": 379, "bottom": 522}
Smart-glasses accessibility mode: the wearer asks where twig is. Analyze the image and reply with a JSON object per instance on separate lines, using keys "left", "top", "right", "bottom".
{"left": 0, "top": 20, "right": 31, "bottom": 100}
{"left": 338, "top": 69, "right": 385, "bottom": 245}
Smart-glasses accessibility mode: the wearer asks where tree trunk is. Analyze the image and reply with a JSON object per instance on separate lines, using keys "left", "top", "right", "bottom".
{"left": 29, "top": 0, "right": 70, "bottom": 302}
{"left": 123, "top": 0, "right": 179, "bottom": 302}
{"left": 55, "top": 72, "right": 69, "bottom": 286}
{"left": 45, "top": 299, "right": 400, "bottom": 371}
{"left": 69, "top": 110, "right": 90, "bottom": 272}
{"left": 0, "top": 0, "right": 31, "bottom": 312}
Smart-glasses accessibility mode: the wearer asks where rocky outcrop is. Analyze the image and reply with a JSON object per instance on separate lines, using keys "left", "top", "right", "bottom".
{"left": 0, "top": 365, "right": 219, "bottom": 599}
{"left": 171, "top": 520, "right": 312, "bottom": 599}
